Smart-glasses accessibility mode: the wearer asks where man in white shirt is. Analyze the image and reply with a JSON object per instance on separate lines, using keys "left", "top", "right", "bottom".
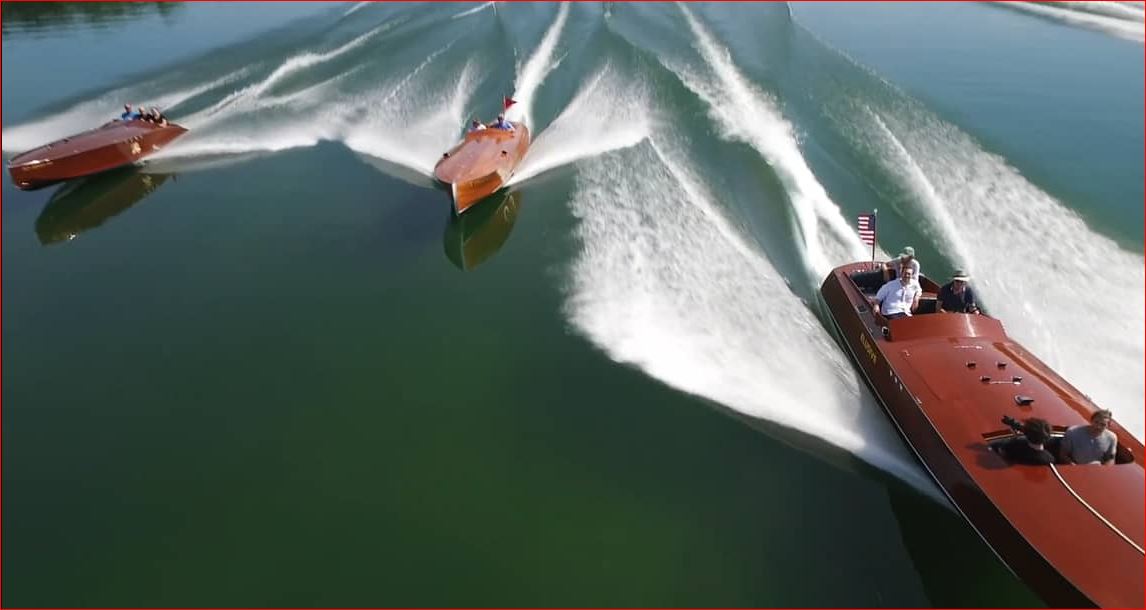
{"left": 874, "top": 266, "right": 921, "bottom": 319}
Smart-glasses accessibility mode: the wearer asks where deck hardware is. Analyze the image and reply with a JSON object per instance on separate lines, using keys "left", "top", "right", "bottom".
{"left": 980, "top": 376, "right": 991, "bottom": 383}
{"left": 1012, "top": 376, "right": 1023, "bottom": 384}
{"left": 966, "top": 362, "right": 977, "bottom": 369}
{"left": 997, "top": 362, "right": 1007, "bottom": 369}
{"left": 1014, "top": 395, "right": 1034, "bottom": 406}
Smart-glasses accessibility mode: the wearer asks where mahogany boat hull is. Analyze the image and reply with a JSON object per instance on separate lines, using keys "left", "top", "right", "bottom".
{"left": 433, "top": 122, "right": 530, "bottom": 215}
{"left": 8, "top": 120, "right": 187, "bottom": 190}
{"left": 821, "top": 262, "right": 1144, "bottom": 608}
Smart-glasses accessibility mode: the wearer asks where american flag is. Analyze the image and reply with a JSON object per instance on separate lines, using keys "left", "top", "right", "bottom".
{"left": 857, "top": 212, "right": 876, "bottom": 246}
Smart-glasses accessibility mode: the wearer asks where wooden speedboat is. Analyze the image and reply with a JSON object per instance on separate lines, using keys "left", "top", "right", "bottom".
{"left": 443, "top": 191, "right": 520, "bottom": 271}
{"left": 8, "top": 119, "right": 186, "bottom": 190}
{"left": 821, "top": 262, "right": 1144, "bottom": 608}
{"left": 35, "top": 167, "right": 170, "bottom": 245}
{"left": 433, "top": 121, "right": 530, "bottom": 215}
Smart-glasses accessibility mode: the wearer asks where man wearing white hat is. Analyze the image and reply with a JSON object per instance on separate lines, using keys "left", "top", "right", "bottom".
{"left": 938, "top": 269, "right": 980, "bottom": 314}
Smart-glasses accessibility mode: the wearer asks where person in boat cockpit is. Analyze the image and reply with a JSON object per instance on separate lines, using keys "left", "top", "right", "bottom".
{"left": 120, "top": 104, "right": 142, "bottom": 121}
{"left": 995, "top": 418, "right": 1055, "bottom": 465}
{"left": 467, "top": 118, "right": 487, "bottom": 133}
{"left": 1059, "top": 409, "right": 1118, "bottom": 465}
{"left": 490, "top": 113, "right": 514, "bottom": 131}
{"left": 937, "top": 269, "right": 980, "bottom": 314}
{"left": 883, "top": 246, "right": 921, "bottom": 281}
{"left": 150, "top": 107, "right": 168, "bottom": 127}
{"left": 874, "top": 266, "right": 921, "bottom": 319}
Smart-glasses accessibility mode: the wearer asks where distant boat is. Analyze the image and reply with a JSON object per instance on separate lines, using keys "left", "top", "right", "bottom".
{"left": 8, "top": 119, "right": 186, "bottom": 190}
{"left": 433, "top": 121, "right": 530, "bottom": 215}
{"left": 35, "top": 167, "right": 171, "bottom": 245}
{"left": 820, "top": 262, "right": 1144, "bottom": 608}
{"left": 443, "top": 191, "right": 520, "bottom": 271}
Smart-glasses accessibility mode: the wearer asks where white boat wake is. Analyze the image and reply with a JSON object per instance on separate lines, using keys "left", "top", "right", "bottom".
{"left": 507, "top": 3, "right": 570, "bottom": 130}
{"left": 667, "top": 6, "right": 875, "bottom": 288}
{"left": 998, "top": 1, "right": 1145, "bottom": 42}
{"left": 848, "top": 101, "right": 1145, "bottom": 442}
{"left": 563, "top": 128, "right": 941, "bottom": 499}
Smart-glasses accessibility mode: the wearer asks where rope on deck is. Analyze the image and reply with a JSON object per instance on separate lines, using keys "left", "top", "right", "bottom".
{"left": 1049, "top": 463, "right": 1144, "bottom": 555}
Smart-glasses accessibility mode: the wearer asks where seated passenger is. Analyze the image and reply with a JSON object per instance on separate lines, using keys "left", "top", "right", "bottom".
{"left": 937, "top": 269, "right": 980, "bottom": 314}
{"left": 873, "top": 267, "right": 921, "bottom": 319}
{"left": 995, "top": 418, "right": 1054, "bottom": 465}
{"left": 150, "top": 107, "right": 168, "bottom": 126}
{"left": 1059, "top": 409, "right": 1118, "bottom": 465}
{"left": 467, "top": 118, "right": 486, "bottom": 133}
{"left": 490, "top": 113, "right": 514, "bottom": 131}
{"left": 120, "top": 104, "right": 137, "bottom": 120}
{"left": 883, "top": 246, "right": 921, "bottom": 281}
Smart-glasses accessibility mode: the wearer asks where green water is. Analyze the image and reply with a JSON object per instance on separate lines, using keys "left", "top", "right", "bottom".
{"left": 4, "top": 2, "right": 1141, "bottom": 607}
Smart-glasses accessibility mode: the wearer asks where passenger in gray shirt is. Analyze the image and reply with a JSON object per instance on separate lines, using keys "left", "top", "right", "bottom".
{"left": 1059, "top": 409, "right": 1118, "bottom": 465}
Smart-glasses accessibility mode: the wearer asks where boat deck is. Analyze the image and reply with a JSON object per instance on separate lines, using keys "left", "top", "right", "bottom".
{"left": 823, "top": 263, "right": 1145, "bottom": 607}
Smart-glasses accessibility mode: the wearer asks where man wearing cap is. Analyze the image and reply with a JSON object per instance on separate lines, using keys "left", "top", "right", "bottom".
{"left": 937, "top": 269, "right": 979, "bottom": 314}
{"left": 467, "top": 118, "right": 487, "bottom": 133}
{"left": 884, "top": 246, "right": 921, "bottom": 282}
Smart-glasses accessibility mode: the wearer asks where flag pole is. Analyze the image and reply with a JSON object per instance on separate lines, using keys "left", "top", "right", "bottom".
{"left": 870, "top": 208, "right": 878, "bottom": 270}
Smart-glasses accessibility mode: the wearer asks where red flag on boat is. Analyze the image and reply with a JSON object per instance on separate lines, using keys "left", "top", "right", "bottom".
{"left": 503, "top": 97, "right": 517, "bottom": 111}
{"left": 857, "top": 212, "right": 876, "bottom": 246}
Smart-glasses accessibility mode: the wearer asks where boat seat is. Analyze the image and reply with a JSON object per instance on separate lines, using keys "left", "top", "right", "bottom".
{"left": 850, "top": 268, "right": 887, "bottom": 293}
{"left": 917, "top": 294, "right": 939, "bottom": 314}
{"left": 1045, "top": 436, "right": 1063, "bottom": 462}
{"left": 1115, "top": 445, "right": 1136, "bottom": 464}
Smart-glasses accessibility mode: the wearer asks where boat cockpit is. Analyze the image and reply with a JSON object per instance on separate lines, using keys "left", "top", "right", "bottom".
{"left": 983, "top": 419, "right": 1137, "bottom": 465}
{"left": 849, "top": 266, "right": 949, "bottom": 313}
{"left": 847, "top": 266, "right": 1137, "bottom": 466}
{"left": 846, "top": 267, "right": 1002, "bottom": 341}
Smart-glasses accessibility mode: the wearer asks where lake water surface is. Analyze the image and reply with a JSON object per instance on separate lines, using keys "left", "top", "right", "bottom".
{"left": 3, "top": 2, "right": 1141, "bottom": 606}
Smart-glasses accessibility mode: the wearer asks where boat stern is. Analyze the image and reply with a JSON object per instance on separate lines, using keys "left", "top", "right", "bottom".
{"left": 451, "top": 170, "right": 505, "bottom": 215}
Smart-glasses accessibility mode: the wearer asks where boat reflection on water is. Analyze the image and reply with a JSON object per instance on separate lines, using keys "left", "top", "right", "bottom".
{"left": 35, "top": 167, "right": 171, "bottom": 245}
{"left": 442, "top": 191, "right": 520, "bottom": 271}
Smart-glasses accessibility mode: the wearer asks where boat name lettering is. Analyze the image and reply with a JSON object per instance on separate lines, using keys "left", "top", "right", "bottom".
{"left": 859, "top": 333, "right": 878, "bottom": 365}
